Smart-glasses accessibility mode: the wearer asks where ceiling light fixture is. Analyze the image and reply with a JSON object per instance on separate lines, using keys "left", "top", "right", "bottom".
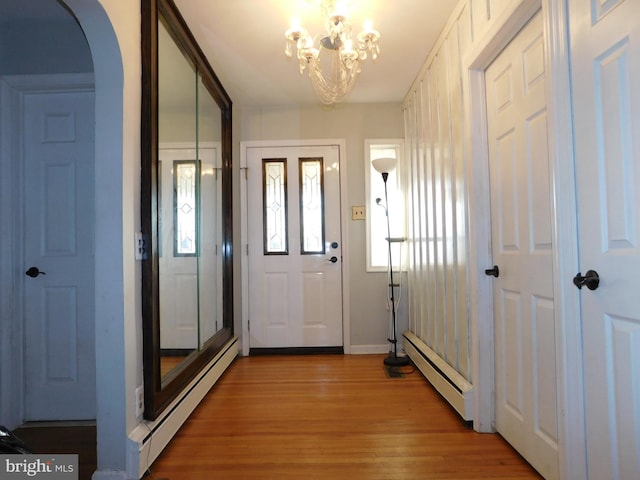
{"left": 284, "top": 0, "right": 380, "bottom": 105}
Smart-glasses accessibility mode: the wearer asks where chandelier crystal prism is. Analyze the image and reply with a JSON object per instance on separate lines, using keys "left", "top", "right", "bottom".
{"left": 284, "top": 0, "right": 380, "bottom": 105}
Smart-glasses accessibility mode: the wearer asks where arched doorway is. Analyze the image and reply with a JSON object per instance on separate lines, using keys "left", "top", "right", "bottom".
{"left": 0, "top": 0, "right": 96, "bottom": 424}
{"left": 61, "top": 2, "right": 128, "bottom": 478}
{"left": 0, "top": 0, "right": 127, "bottom": 477}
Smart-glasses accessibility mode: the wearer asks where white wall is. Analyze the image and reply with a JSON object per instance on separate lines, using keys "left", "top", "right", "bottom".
{"left": 64, "top": 1, "right": 140, "bottom": 478}
{"left": 402, "top": 0, "right": 481, "bottom": 384}
{"left": 239, "top": 104, "right": 405, "bottom": 350}
{"left": 401, "top": 0, "right": 547, "bottom": 385}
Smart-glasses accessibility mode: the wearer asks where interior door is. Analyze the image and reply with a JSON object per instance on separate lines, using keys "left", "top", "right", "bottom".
{"left": 247, "top": 145, "right": 343, "bottom": 350}
{"left": 23, "top": 89, "right": 96, "bottom": 420}
{"left": 485, "top": 11, "right": 559, "bottom": 480}
{"left": 569, "top": 0, "right": 640, "bottom": 477}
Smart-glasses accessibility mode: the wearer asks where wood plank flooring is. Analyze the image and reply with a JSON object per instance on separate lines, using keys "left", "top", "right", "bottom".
{"left": 147, "top": 354, "right": 542, "bottom": 480}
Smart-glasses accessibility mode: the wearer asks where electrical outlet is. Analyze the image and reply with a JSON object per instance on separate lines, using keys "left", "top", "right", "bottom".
{"left": 134, "top": 232, "right": 147, "bottom": 260}
{"left": 352, "top": 205, "right": 366, "bottom": 220}
{"left": 135, "top": 385, "right": 144, "bottom": 417}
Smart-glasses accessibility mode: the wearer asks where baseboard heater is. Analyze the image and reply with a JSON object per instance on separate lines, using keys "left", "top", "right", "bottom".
{"left": 127, "top": 337, "right": 239, "bottom": 479}
{"left": 403, "top": 331, "right": 474, "bottom": 422}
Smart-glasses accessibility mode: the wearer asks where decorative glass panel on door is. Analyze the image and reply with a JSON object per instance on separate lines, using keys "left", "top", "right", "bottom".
{"left": 174, "top": 160, "right": 198, "bottom": 257}
{"left": 299, "top": 158, "right": 325, "bottom": 254}
{"left": 263, "top": 159, "right": 288, "bottom": 254}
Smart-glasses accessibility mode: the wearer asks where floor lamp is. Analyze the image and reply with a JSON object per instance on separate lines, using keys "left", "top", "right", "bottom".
{"left": 372, "top": 157, "right": 410, "bottom": 367}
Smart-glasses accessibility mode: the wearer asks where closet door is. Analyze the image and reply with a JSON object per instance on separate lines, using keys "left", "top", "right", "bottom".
{"left": 23, "top": 88, "right": 96, "bottom": 420}
{"left": 570, "top": 0, "right": 640, "bottom": 478}
{"left": 485, "top": 12, "right": 559, "bottom": 480}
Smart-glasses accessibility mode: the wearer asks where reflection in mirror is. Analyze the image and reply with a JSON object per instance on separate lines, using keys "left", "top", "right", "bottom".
{"left": 158, "top": 14, "right": 198, "bottom": 382}
{"left": 196, "top": 73, "right": 223, "bottom": 350}
{"left": 157, "top": 19, "right": 226, "bottom": 382}
{"left": 142, "top": 0, "right": 233, "bottom": 420}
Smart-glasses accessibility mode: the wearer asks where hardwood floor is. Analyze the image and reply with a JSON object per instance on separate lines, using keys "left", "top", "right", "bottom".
{"left": 147, "top": 354, "right": 542, "bottom": 480}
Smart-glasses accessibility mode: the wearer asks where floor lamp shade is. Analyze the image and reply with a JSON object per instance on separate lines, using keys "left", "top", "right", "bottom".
{"left": 371, "top": 157, "right": 397, "bottom": 174}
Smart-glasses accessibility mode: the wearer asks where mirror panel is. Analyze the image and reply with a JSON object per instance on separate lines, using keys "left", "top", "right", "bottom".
{"left": 142, "top": 0, "right": 233, "bottom": 420}
{"left": 196, "top": 73, "right": 224, "bottom": 349}
{"left": 158, "top": 14, "right": 198, "bottom": 381}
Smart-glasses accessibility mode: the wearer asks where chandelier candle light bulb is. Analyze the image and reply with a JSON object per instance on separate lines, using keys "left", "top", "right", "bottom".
{"left": 284, "top": 0, "right": 381, "bottom": 104}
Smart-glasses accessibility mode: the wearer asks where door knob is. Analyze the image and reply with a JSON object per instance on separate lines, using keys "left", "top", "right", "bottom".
{"left": 25, "top": 267, "right": 46, "bottom": 278}
{"left": 573, "top": 270, "right": 599, "bottom": 290}
{"left": 484, "top": 265, "right": 500, "bottom": 277}
{"left": 327, "top": 256, "right": 338, "bottom": 263}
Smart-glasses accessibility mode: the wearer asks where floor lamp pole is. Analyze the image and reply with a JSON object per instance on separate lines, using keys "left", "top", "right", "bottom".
{"left": 381, "top": 173, "right": 409, "bottom": 367}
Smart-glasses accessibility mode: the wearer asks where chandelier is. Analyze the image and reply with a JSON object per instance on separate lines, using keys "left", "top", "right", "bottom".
{"left": 284, "top": 0, "right": 380, "bottom": 105}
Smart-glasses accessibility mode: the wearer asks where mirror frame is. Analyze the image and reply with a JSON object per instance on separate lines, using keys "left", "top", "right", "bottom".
{"left": 141, "top": 0, "right": 233, "bottom": 420}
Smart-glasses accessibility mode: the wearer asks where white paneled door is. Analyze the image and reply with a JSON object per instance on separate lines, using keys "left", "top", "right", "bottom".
{"left": 23, "top": 90, "right": 96, "bottom": 420}
{"left": 485, "top": 12, "right": 559, "bottom": 480}
{"left": 247, "top": 146, "right": 343, "bottom": 350}
{"left": 570, "top": 0, "right": 640, "bottom": 478}
{"left": 158, "top": 145, "right": 222, "bottom": 349}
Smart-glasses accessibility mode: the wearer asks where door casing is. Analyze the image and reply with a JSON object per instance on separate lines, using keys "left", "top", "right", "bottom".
{"left": 240, "top": 140, "right": 350, "bottom": 356}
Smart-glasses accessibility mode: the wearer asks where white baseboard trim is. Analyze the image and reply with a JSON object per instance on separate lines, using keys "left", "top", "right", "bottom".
{"left": 349, "top": 344, "right": 392, "bottom": 355}
{"left": 125, "top": 337, "right": 238, "bottom": 479}
{"left": 404, "top": 331, "right": 474, "bottom": 421}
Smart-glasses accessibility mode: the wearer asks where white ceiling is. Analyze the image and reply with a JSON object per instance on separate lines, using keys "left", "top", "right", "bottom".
{"left": 172, "top": 0, "right": 457, "bottom": 106}
{"left": 0, "top": 0, "right": 458, "bottom": 107}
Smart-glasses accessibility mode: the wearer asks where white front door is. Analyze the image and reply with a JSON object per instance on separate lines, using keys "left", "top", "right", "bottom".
{"left": 23, "top": 89, "right": 96, "bottom": 420}
{"left": 570, "top": 0, "right": 640, "bottom": 478}
{"left": 485, "top": 11, "right": 559, "bottom": 480}
{"left": 247, "top": 145, "right": 343, "bottom": 350}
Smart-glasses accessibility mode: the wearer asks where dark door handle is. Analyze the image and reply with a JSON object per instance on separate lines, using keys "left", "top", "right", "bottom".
{"left": 484, "top": 265, "right": 499, "bottom": 277}
{"left": 573, "top": 270, "right": 599, "bottom": 290}
{"left": 25, "top": 267, "right": 46, "bottom": 278}
{"left": 328, "top": 256, "right": 338, "bottom": 263}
